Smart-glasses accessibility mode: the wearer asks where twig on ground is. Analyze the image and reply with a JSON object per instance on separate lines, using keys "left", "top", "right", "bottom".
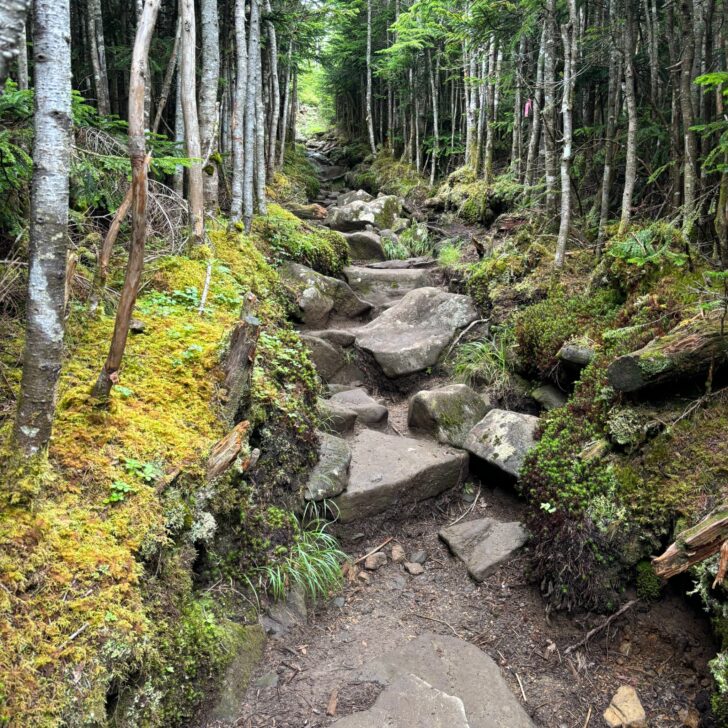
{"left": 442, "top": 318, "right": 489, "bottom": 362}
{"left": 353, "top": 537, "right": 393, "bottom": 565}
{"left": 515, "top": 672, "right": 527, "bottom": 703}
{"left": 57, "top": 622, "right": 89, "bottom": 652}
{"left": 409, "top": 612, "right": 463, "bottom": 639}
{"left": 448, "top": 487, "right": 481, "bottom": 526}
{"left": 583, "top": 705, "right": 592, "bottom": 727}
{"left": 564, "top": 599, "right": 640, "bottom": 655}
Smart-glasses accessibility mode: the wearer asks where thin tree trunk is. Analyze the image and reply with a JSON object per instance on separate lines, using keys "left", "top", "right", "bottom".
{"left": 92, "top": 0, "right": 161, "bottom": 401}
{"left": 428, "top": 48, "right": 439, "bottom": 186}
{"left": 680, "top": 0, "right": 699, "bottom": 236}
{"left": 199, "top": 0, "right": 220, "bottom": 208}
{"left": 555, "top": 0, "right": 577, "bottom": 268}
{"left": 265, "top": 0, "right": 280, "bottom": 178}
{"left": 483, "top": 40, "right": 500, "bottom": 185}
{"left": 277, "top": 39, "right": 292, "bottom": 168}
{"left": 254, "top": 26, "right": 267, "bottom": 215}
{"left": 243, "top": 0, "right": 261, "bottom": 231}
{"left": 230, "top": 0, "right": 248, "bottom": 220}
{"left": 14, "top": 0, "right": 72, "bottom": 455}
{"left": 16, "top": 18, "right": 28, "bottom": 90}
{"left": 618, "top": 3, "right": 638, "bottom": 235}
{"left": 543, "top": 0, "right": 558, "bottom": 214}
{"left": 465, "top": 46, "right": 478, "bottom": 169}
{"left": 173, "top": 66, "right": 185, "bottom": 196}
{"left": 510, "top": 35, "right": 526, "bottom": 177}
{"left": 0, "top": 0, "right": 31, "bottom": 86}
{"left": 365, "top": 0, "right": 376, "bottom": 154}
{"left": 180, "top": 0, "right": 205, "bottom": 243}
{"left": 525, "top": 26, "right": 546, "bottom": 189}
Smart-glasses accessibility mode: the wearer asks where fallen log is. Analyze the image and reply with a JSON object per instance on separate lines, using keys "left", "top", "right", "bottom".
{"left": 285, "top": 202, "right": 327, "bottom": 220}
{"left": 222, "top": 293, "right": 260, "bottom": 423}
{"left": 607, "top": 310, "right": 728, "bottom": 392}
{"left": 205, "top": 420, "right": 251, "bottom": 481}
{"left": 652, "top": 505, "right": 728, "bottom": 579}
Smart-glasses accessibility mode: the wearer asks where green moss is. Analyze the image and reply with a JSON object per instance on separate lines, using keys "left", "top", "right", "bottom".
{"left": 635, "top": 560, "right": 662, "bottom": 601}
{"left": 269, "top": 144, "right": 320, "bottom": 203}
{"left": 365, "top": 154, "right": 431, "bottom": 202}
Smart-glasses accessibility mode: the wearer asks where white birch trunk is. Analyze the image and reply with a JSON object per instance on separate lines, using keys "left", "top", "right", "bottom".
{"left": 230, "top": 0, "right": 248, "bottom": 220}
{"left": 199, "top": 0, "right": 220, "bottom": 208}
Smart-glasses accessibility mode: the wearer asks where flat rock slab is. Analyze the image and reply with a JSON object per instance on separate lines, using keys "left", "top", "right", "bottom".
{"left": 330, "top": 387, "right": 388, "bottom": 425}
{"left": 408, "top": 383, "right": 490, "bottom": 448}
{"left": 353, "top": 633, "right": 535, "bottom": 728}
{"left": 439, "top": 518, "right": 528, "bottom": 581}
{"left": 366, "top": 256, "right": 436, "bottom": 269}
{"left": 343, "top": 231, "right": 385, "bottom": 261}
{"left": 344, "top": 265, "right": 434, "bottom": 308}
{"left": 305, "top": 329, "right": 357, "bottom": 347}
{"left": 355, "top": 287, "right": 479, "bottom": 378}
{"left": 332, "top": 430, "right": 468, "bottom": 522}
{"left": 304, "top": 432, "right": 352, "bottom": 501}
{"left": 332, "top": 674, "right": 470, "bottom": 728}
{"left": 464, "top": 409, "right": 540, "bottom": 479}
{"left": 318, "top": 397, "right": 357, "bottom": 435}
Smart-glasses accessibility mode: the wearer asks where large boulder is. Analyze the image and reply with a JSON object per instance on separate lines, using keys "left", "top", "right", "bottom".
{"left": 330, "top": 387, "right": 388, "bottom": 426}
{"left": 337, "top": 189, "right": 373, "bottom": 206}
{"left": 326, "top": 195, "right": 402, "bottom": 232}
{"left": 318, "top": 397, "right": 357, "bottom": 435}
{"left": 332, "top": 429, "right": 468, "bottom": 522}
{"left": 408, "top": 384, "right": 490, "bottom": 448}
{"left": 344, "top": 265, "right": 435, "bottom": 308}
{"left": 301, "top": 334, "right": 347, "bottom": 382}
{"left": 344, "top": 633, "right": 535, "bottom": 728}
{"left": 439, "top": 518, "right": 528, "bottom": 581}
{"left": 280, "top": 261, "right": 371, "bottom": 326}
{"left": 355, "top": 287, "right": 479, "bottom": 378}
{"left": 304, "top": 432, "right": 352, "bottom": 501}
{"left": 343, "top": 231, "right": 386, "bottom": 261}
{"left": 464, "top": 409, "right": 539, "bottom": 478}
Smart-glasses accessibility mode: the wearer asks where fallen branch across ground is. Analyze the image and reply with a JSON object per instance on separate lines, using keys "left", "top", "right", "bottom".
{"left": 563, "top": 599, "right": 639, "bottom": 655}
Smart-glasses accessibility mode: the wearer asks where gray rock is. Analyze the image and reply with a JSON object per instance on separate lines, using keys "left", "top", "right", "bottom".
{"left": 327, "top": 383, "right": 360, "bottom": 394}
{"left": 344, "top": 265, "right": 435, "bottom": 308}
{"left": 439, "top": 518, "right": 528, "bottom": 581}
{"left": 337, "top": 189, "right": 373, "bottom": 206}
{"left": 332, "top": 430, "right": 468, "bottom": 522}
{"left": 343, "top": 230, "right": 385, "bottom": 260}
{"left": 280, "top": 261, "right": 371, "bottom": 326}
{"left": 305, "top": 328, "right": 357, "bottom": 347}
{"left": 330, "top": 387, "right": 388, "bottom": 425}
{"left": 332, "top": 673, "right": 470, "bottom": 728}
{"left": 409, "top": 550, "right": 428, "bottom": 565}
{"left": 365, "top": 256, "right": 435, "bottom": 269}
{"left": 558, "top": 340, "right": 595, "bottom": 367}
{"left": 391, "top": 216, "right": 410, "bottom": 234}
{"left": 355, "top": 288, "right": 479, "bottom": 378}
{"left": 254, "top": 673, "right": 279, "bottom": 689}
{"left": 301, "top": 334, "right": 346, "bottom": 382}
{"left": 262, "top": 585, "right": 307, "bottom": 637}
{"left": 130, "top": 318, "right": 146, "bottom": 334}
{"left": 351, "top": 633, "right": 535, "bottom": 727}
{"left": 326, "top": 195, "right": 402, "bottom": 232}
{"left": 304, "top": 432, "right": 352, "bottom": 501}
{"left": 364, "top": 551, "right": 388, "bottom": 570}
{"left": 464, "top": 409, "right": 540, "bottom": 478}
{"left": 319, "top": 165, "right": 347, "bottom": 181}
{"left": 318, "top": 397, "right": 357, "bottom": 435}
{"left": 408, "top": 383, "right": 490, "bottom": 447}
{"left": 531, "top": 384, "right": 567, "bottom": 411}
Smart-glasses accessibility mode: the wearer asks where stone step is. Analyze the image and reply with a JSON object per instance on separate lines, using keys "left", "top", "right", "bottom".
{"left": 343, "top": 265, "right": 435, "bottom": 308}
{"left": 333, "top": 632, "right": 535, "bottom": 728}
{"left": 331, "top": 429, "right": 468, "bottom": 522}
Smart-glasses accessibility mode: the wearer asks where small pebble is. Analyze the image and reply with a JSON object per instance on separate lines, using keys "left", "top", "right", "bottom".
{"left": 364, "top": 551, "right": 387, "bottom": 570}
{"left": 409, "top": 550, "right": 427, "bottom": 565}
{"left": 404, "top": 562, "right": 424, "bottom": 575}
{"left": 391, "top": 544, "right": 406, "bottom": 563}
{"left": 332, "top": 596, "right": 345, "bottom": 608}
{"left": 357, "top": 571, "right": 371, "bottom": 584}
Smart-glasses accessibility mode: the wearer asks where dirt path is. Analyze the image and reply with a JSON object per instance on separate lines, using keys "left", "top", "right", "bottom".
{"left": 201, "top": 147, "right": 717, "bottom": 728}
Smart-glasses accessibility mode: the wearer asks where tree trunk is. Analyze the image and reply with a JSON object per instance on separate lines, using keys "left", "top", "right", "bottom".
{"left": 173, "top": 65, "right": 185, "bottom": 196}
{"left": 510, "top": 35, "right": 526, "bottom": 178}
{"left": 243, "top": 0, "right": 261, "bottom": 231}
{"left": 465, "top": 46, "right": 478, "bottom": 169}
{"left": 87, "top": 0, "right": 110, "bottom": 115}
{"left": 180, "top": 0, "right": 204, "bottom": 243}
{"left": 0, "top": 0, "right": 32, "bottom": 87}
{"left": 365, "top": 0, "right": 376, "bottom": 155}
{"left": 16, "top": 17, "right": 28, "bottom": 90}
{"left": 254, "top": 24, "right": 267, "bottom": 215}
{"left": 554, "top": 0, "right": 577, "bottom": 268}
{"left": 543, "top": 0, "right": 558, "bottom": 214}
{"left": 199, "top": 0, "right": 220, "bottom": 208}
{"left": 230, "top": 0, "right": 248, "bottom": 220}
{"left": 607, "top": 310, "right": 728, "bottom": 392}
{"left": 14, "top": 0, "right": 72, "bottom": 455}
{"left": 428, "top": 48, "right": 439, "bottom": 186}
{"left": 92, "top": 0, "right": 161, "bottom": 401}
{"left": 483, "top": 41, "right": 501, "bottom": 185}
{"left": 525, "top": 26, "right": 546, "bottom": 189}
{"left": 277, "top": 38, "right": 293, "bottom": 168}
{"left": 618, "top": 3, "right": 637, "bottom": 235}
{"left": 679, "top": 0, "right": 699, "bottom": 237}
{"left": 264, "top": 0, "right": 280, "bottom": 178}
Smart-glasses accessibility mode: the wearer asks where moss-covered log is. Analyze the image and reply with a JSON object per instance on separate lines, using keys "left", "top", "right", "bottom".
{"left": 286, "top": 202, "right": 327, "bottom": 220}
{"left": 652, "top": 505, "right": 728, "bottom": 579}
{"left": 607, "top": 311, "right": 728, "bottom": 392}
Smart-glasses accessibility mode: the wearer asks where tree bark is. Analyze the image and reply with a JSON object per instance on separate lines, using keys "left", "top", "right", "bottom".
{"left": 180, "top": 0, "right": 205, "bottom": 243}
{"left": 543, "top": 0, "right": 558, "bottom": 214}
{"left": 365, "top": 0, "right": 377, "bottom": 155}
{"left": 230, "top": 0, "right": 248, "bottom": 221}
{"left": 0, "top": 0, "right": 32, "bottom": 87}
{"left": 264, "top": 0, "right": 280, "bottom": 179}
{"left": 618, "top": 2, "right": 638, "bottom": 235}
{"left": 555, "top": 0, "right": 577, "bottom": 268}
{"left": 679, "top": 0, "right": 699, "bottom": 237}
{"left": 524, "top": 26, "right": 546, "bottom": 190}
{"left": 16, "top": 17, "right": 28, "bottom": 90}
{"left": 199, "top": 0, "right": 221, "bottom": 208}
{"left": 86, "top": 0, "right": 111, "bottom": 115}
{"left": 607, "top": 310, "right": 728, "bottom": 392}
{"left": 243, "top": 0, "right": 261, "bottom": 231}
{"left": 14, "top": 0, "right": 72, "bottom": 455}
{"left": 92, "top": 0, "right": 161, "bottom": 401}
{"left": 277, "top": 38, "right": 293, "bottom": 168}
{"left": 254, "top": 22, "right": 267, "bottom": 216}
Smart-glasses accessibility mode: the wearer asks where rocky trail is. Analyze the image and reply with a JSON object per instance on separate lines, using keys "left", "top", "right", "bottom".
{"left": 203, "top": 142, "right": 717, "bottom": 728}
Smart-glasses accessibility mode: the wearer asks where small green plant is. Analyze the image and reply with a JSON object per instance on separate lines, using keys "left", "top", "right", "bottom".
{"left": 122, "top": 457, "right": 163, "bottom": 484}
{"left": 607, "top": 224, "right": 688, "bottom": 268}
{"left": 105, "top": 480, "right": 136, "bottom": 504}
{"left": 438, "top": 243, "right": 463, "bottom": 267}
{"left": 452, "top": 327, "right": 514, "bottom": 394}
{"left": 256, "top": 516, "right": 347, "bottom": 601}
